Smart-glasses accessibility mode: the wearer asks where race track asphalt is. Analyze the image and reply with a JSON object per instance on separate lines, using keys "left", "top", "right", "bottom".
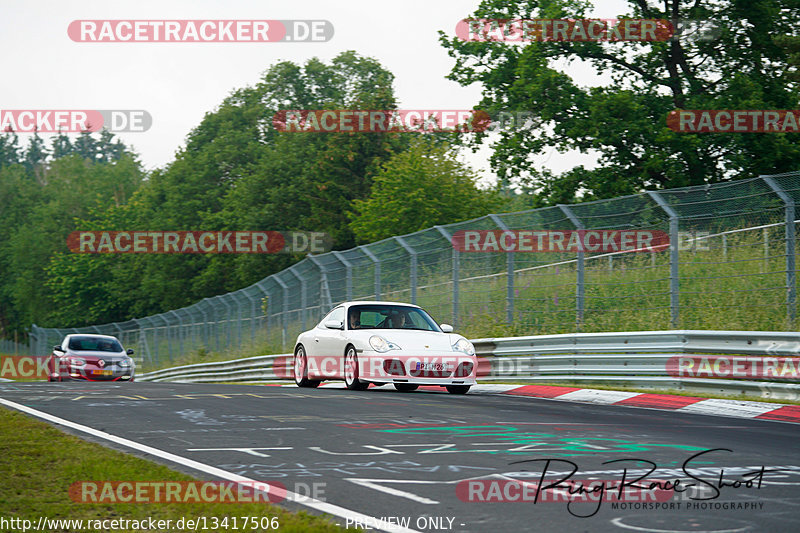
{"left": 1, "top": 381, "right": 799, "bottom": 533}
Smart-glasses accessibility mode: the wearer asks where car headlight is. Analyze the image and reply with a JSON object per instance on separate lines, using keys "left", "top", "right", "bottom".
{"left": 452, "top": 338, "right": 475, "bottom": 355}
{"left": 369, "top": 335, "right": 401, "bottom": 353}
{"left": 118, "top": 358, "right": 130, "bottom": 367}
{"left": 68, "top": 357, "right": 86, "bottom": 367}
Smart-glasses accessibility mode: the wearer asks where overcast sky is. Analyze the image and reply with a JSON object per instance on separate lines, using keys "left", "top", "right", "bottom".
{"left": 2, "top": 0, "right": 631, "bottom": 181}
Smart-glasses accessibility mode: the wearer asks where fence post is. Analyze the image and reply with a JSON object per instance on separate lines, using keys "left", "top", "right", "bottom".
{"left": 648, "top": 191, "right": 680, "bottom": 328}
{"left": 763, "top": 176, "right": 797, "bottom": 325}
{"left": 273, "top": 275, "right": 290, "bottom": 350}
{"left": 435, "top": 225, "right": 459, "bottom": 327}
{"left": 241, "top": 291, "right": 259, "bottom": 346}
{"left": 558, "top": 204, "right": 585, "bottom": 328}
{"left": 198, "top": 300, "right": 212, "bottom": 350}
{"left": 394, "top": 236, "right": 417, "bottom": 304}
{"left": 489, "top": 214, "right": 515, "bottom": 324}
{"left": 216, "top": 296, "right": 232, "bottom": 352}
{"left": 308, "top": 255, "right": 333, "bottom": 314}
{"left": 288, "top": 266, "right": 307, "bottom": 331}
{"left": 30, "top": 325, "right": 39, "bottom": 356}
{"left": 358, "top": 246, "right": 381, "bottom": 300}
{"left": 255, "top": 280, "right": 271, "bottom": 343}
{"left": 332, "top": 252, "right": 353, "bottom": 301}
{"left": 167, "top": 311, "right": 183, "bottom": 359}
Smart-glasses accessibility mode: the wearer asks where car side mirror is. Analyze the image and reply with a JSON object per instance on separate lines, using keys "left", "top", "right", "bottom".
{"left": 126, "top": 348, "right": 134, "bottom": 355}
{"left": 440, "top": 324, "right": 454, "bottom": 333}
{"left": 53, "top": 345, "right": 65, "bottom": 352}
{"left": 324, "top": 319, "right": 344, "bottom": 330}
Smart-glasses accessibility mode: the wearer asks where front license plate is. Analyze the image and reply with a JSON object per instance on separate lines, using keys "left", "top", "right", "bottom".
{"left": 414, "top": 362, "right": 453, "bottom": 372}
{"left": 91, "top": 369, "right": 113, "bottom": 376}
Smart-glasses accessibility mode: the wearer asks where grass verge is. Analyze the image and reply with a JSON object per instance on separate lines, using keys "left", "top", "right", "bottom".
{"left": 0, "top": 406, "right": 346, "bottom": 532}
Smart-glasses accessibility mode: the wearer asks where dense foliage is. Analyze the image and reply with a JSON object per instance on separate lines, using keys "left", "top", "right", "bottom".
{"left": 440, "top": 0, "right": 800, "bottom": 205}
{"left": 0, "top": 52, "right": 496, "bottom": 337}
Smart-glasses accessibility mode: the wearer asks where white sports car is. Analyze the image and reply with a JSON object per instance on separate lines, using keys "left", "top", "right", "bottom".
{"left": 292, "top": 301, "right": 477, "bottom": 393}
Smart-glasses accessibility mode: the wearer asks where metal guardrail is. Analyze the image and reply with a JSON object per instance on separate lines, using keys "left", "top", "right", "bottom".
{"left": 140, "top": 354, "right": 291, "bottom": 384}
{"left": 137, "top": 330, "right": 800, "bottom": 401}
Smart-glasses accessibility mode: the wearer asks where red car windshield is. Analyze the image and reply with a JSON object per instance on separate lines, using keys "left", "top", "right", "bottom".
{"left": 67, "top": 337, "right": 123, "bottom": 352}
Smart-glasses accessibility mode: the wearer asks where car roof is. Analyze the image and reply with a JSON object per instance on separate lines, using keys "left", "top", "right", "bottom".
{"left": 64, "top": 333, "right": 121, "bottom": 341}
{"left": 342, "top": 301, "right": 420, "bottom": 308}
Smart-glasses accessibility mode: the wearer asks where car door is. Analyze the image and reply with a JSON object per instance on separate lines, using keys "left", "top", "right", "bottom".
{"left": 309, "top": 306, "right": 346, "bottom": 378}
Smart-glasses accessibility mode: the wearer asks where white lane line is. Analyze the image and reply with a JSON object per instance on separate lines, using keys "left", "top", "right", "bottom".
{"left": 346, "top": 478, "right": 440, "bottom": 504}
{"left": 0, "top": 397, "right": 419, "bottom": 533}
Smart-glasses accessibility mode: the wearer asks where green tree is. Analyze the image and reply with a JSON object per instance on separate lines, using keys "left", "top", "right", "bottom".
{"left": 41, "top": 52, "right": 409, "bottom": 324}
{"left": 440, "top": 0, "right": 800, "bottom": 204}
{"left": 349, "top": 139, "right": 500, "bottom": 242}
{"left": 0, "top": 133, "right": 21, "bottom": 168}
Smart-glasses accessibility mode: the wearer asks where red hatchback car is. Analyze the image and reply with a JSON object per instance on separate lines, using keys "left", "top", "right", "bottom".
{"left": 48, "top": 334, "right": 136, "bottom": 382}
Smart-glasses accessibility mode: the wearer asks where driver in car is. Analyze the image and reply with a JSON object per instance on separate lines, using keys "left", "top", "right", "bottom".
{"left": 348, "top": 310, "right": 361, "bottom": 330}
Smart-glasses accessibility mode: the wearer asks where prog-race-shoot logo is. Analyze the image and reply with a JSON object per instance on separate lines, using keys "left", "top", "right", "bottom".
{"left": 68, "top": 20, "right": 333, "bottom": 42}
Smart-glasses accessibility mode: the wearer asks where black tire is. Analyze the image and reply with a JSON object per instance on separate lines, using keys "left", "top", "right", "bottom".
{"left": 344, "top": 346, "right": 369, "bottom": 391}
{"left": 394, "top": 383, "right": 419, "bottom": 392}
{"left": 446, "top": 385, "right": 471, "bottom": 394}
{"left": 294, "top": 346, "right": 320, "bottom": 388}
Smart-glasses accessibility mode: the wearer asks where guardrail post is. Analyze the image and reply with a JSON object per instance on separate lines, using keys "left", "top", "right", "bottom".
{"left": 648, "top": 191, "right": 680, "bottom": 328}
{"left": 490, "top": 215, "right": 515, "bottom": 324}
{"left": 288, "top": 266, "right": 307, "bottom": 331}
{"left": 273, "top": 275, "right": 290, "bottom": 350}
{"left": 435, "top": 226, "right": 459, "bottom": 327}
{"left": 558, "top": 204, "right": 585, "bottom": 328}
{"left": 763, "top": 175, "right": 797, "bottom": 325}
{"left": 358, "top": 246, "right": 381, "bottom": 300}
{"left": 332, "top": 251, "right": 353, "bottom": 301}
{"left": 394, "top": 236, "right": 417, "bottom": 304}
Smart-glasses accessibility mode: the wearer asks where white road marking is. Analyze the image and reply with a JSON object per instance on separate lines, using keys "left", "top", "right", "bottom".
{"left": 0, "top": 397, "right": 420, "bottom": 533}
{"left": 678, "top": 399, "right": 778, "bottom": 418}
{"left": 556, "top": 389, "right": 641, "bottom": 404}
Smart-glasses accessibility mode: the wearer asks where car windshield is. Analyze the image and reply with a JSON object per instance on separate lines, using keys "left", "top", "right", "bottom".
{"left": 348, "top": 305, "right": 441, "bottom": 332}
{"left": 67, "top": 336, "right": 123, "bottom": 352}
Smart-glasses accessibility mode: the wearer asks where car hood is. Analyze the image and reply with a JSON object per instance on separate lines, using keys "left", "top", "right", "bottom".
{"left": 66, "top": 350, "right": 127, "bottom": 360}
{"left": 360, "top": 330, "right": 459, "bottom": 352}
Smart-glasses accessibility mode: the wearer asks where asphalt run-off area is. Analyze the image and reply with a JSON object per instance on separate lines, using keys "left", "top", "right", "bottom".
{"left": 1, "top": 381, "right": 799, "bottom": 533}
